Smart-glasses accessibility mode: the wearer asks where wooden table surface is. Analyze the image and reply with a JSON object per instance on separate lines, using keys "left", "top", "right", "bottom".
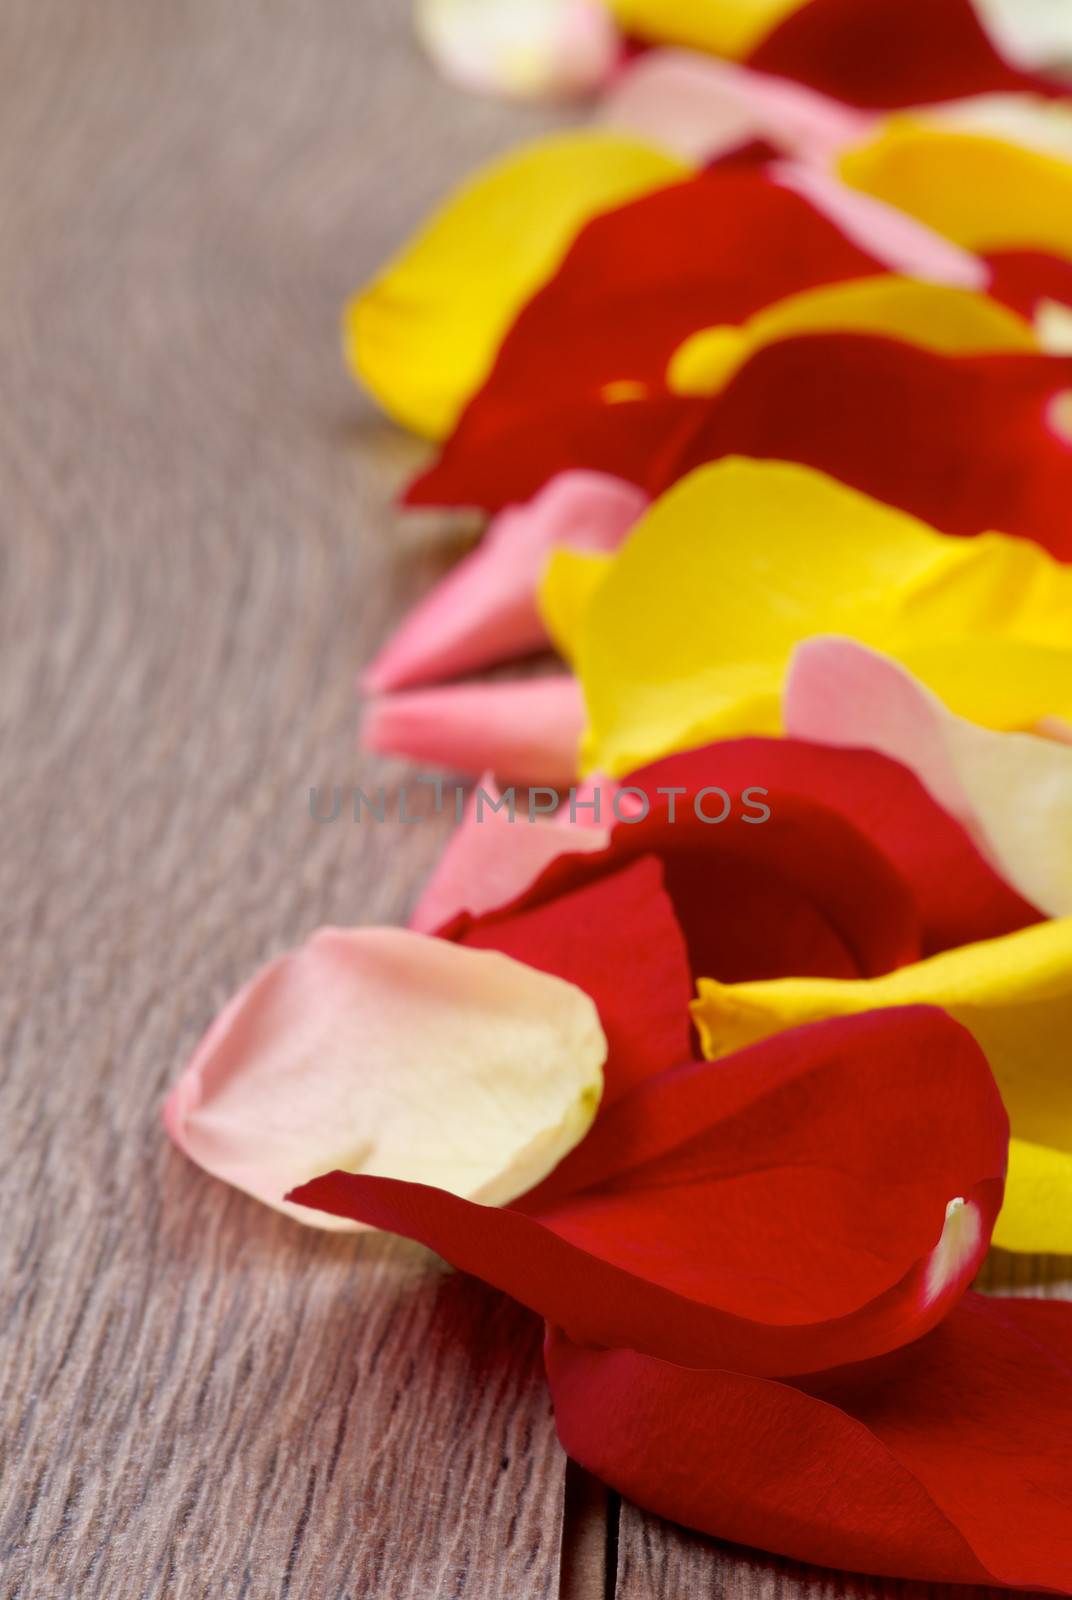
{"left": 1, "top": 2, "right": 1067, "bottom": 1596}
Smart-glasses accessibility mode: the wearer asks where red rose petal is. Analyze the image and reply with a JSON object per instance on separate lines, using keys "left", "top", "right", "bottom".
{"left": 459, "top": 857, "right": 694, "bottom": 1103}
{"left": 406, "top": 166, "right": 885, "bottom": 507}
{"left": 627, "top": 740, "right": 1042, "bottom": 958}
{"left": 987, "top": 249, "right": 1072, "bottom": 319}
{"left": 408, "top": 390, "right": 689, "bottom": 514}
{"left": 747, "top": 0, "right": 1059, "bottom": 109}
{"left": 658, "top": 338, "right": 1072, "bottom": 555}
{"left": 290, "top": 1007, "right": 1006, "bottom": 1378}
{"left": 411, "top": 333, "right": 1072, "bottom": 559}
{"left": 546, "top": 1293, "right": 1072, "bottom": 1591}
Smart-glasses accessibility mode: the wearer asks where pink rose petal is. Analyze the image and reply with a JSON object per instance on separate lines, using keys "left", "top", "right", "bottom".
{"left": 410, "top": 770, "right": 614, "bottom": 932}
{"left": 784, "top": 636, "right": 1071, "bottom": 916}
{"left": 773, "top": 161, "right": 989, "bottom": 290}
{"left": 600, "top": 49, "right": 873, "bottom": 165}
{"left": 363, "top": 472, "right": 645, "bottom": 693}
{"left": 361, "top": 675, "right": 585, "bottom": 787}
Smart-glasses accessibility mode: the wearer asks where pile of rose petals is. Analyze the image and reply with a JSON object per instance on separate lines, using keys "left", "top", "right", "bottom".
{"left": 166, "top": 1, "right": 1072, "bottom": 1590}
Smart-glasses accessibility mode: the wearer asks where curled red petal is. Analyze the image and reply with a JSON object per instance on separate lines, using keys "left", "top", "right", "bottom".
{"left": 474, "top": 788, "right": 924, "bottom": 983}
{"left": 625, "top": 740, "right": 1042, "bottom": 960}
{"left": 290, "top": 1007, "right": 1006, "bottom": 1377}
{"left": 546, "top": 1293, "right": 1072, "bottom": 1591}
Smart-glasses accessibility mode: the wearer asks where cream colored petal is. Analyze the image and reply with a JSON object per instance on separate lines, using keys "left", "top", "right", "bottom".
{"left": 974, "top": 0, "right": 1072, "bottom": 73}
{"left": 165, "top": 928, "right": 605, "bottom": 1228}
{"left": 415, "top": 0, "right": 620, "bottom": 101}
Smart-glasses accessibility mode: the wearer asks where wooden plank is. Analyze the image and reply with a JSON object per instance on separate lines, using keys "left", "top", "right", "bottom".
{"left": 0, "top": 2, "right": 572, "bottom": 1594}
{"left": 559, "top": 1464, "right": 613, "bottom": 1600}
{"left": 615, "top": 1256, "right": 1071, "bottom": 1600}
{"left": 616, "top": 1515, "right": 1005, "bottom": 1600}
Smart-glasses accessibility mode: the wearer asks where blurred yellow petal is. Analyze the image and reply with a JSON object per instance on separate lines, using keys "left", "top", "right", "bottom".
{"left": 540, "top": 547, "right": 614, "bottom": 660}
{"left": 669, "top": 274, "right": 1035, "bottom": 395}
{"left": 606, "top": 0, "right": 806, "bottom": 58}
{"left": 692, "top": 918, "right": 1072, "bottom": 1254}
{"left": 346, "top": 132, "right": 686, "bottom": 438}
{"left": 923, "top": 93, "right": 1072, "bottom": 165}
{"left": 558, "top": 458, "right": 1072, "bottom": 777}
{"left": 839, "top": 119, "right": 1072, "bottom": 259}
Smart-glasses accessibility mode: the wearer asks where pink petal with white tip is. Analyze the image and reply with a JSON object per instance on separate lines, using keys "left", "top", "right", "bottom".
{"left": 784, "top": 636, "right": 1071, "bottom": 917}
{"left": 164, "top": 927, "right": 605, "bottom": 1228}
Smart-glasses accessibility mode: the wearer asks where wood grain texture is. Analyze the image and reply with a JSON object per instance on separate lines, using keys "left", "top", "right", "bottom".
{"left": 0, "top": 2, "right": 572, "bottom": 1595}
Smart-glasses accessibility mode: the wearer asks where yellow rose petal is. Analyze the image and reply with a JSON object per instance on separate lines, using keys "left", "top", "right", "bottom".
{"left": 839, "top": 120, "right": 1072, "bottom": 259}
{"left": 556, "top": 458, "right": 1072, "bottom": 778}
{"left": 539, "top": 547, "right": 614, "bottom": 662}
{"left": 606, "top": 0, "right": 806, "bottom": 59}
{"left": 669, "top": 274, "right": 1036, "bottom": 396}
{"left": 345, "top": 131, "right": 686, "bottom": 438}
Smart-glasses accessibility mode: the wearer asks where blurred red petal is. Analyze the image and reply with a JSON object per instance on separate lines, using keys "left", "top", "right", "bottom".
{"left": 415, "top": 334, "right": 1072, "bottom": 558}
{"left": 747, "top": 0, "right": 1059, "bottom": 109}
{"left": 658, "top": 339, "right": 1072, "bottom": 554}
{"left": 546, "top": 1293, "right": 1072, "bottom": 1591}
{"left": 405, "top": 165, "right": 889, "bottom": 506}
{"left": 291, "top": 1007, "right": 1006, "bottom": 1377}
{"left": 987, "top": 248, "right": 1072, "bottom": 318}
{"left": 408, "top": 388, "right": 688, "bottom": 510}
